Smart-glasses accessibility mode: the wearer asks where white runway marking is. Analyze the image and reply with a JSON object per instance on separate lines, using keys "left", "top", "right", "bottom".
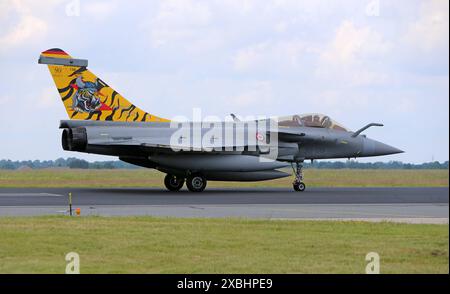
{"left": 0, "top": 193, "right": 63, "bottom": 197}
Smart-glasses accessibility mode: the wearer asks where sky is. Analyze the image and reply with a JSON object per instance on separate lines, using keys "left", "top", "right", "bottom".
{"left": 0, "top": 0, "right": 448, "bottom": 163}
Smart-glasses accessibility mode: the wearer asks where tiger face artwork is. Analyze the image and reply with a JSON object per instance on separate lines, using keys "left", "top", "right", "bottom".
{"left": 72, "top": 76, "right": 104, "bottom": 113}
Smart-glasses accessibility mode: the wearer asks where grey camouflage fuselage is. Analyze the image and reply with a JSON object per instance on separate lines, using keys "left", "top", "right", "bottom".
{"left": 60, "top": 119, "right": 403, "bottom": 182}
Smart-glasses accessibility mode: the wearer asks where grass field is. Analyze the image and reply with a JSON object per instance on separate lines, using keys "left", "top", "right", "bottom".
{"left": 0, "top": 169, "right": 448, "bottom": 188}
{"left": 0, "top": 216, "right": 447, "bottom": 274}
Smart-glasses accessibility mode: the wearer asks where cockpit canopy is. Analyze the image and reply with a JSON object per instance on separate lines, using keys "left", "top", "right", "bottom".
{"left": 277, "top": 113, "right": 349, "bottom": 132}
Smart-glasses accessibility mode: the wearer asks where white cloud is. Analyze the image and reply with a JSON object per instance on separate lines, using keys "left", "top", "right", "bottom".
{"left": 232, "top": 40, "right": 314, "bottom": 72}
{"left": 321, "top": 20, "right": 390, "bottom": 65}
{"left": 0, "top": 1, "right": 49, "bottom": 51}
{"left": 0, "top": 95, "right": 12, "bottom": 107}
{"left": 84, "top": 0, "right": 119, "bottom": 21}
{"left": 218, "top": 0, "right": 256, "bottom": 13}
{"left": 404, "top": 0, "right": 449, "bottom": 52}
{"left": 233, "top": 42, "right": 268, "bottom": 72}
{"left": 146, "top": 0, "right": 212, "bottom": 47}
{"left": 227, "top": 81, "right": 273, "bottom": 108}
{"left": 315, "top": 20, "right": 390, "bottom": 87}
{"left": 0, "top": 1, "right": 13, "bottom": 19}
{"left": 274, "top": 21, "right": 289, "bottom": 33}
{"left": 309, "top": 90, "right": 371, "bottom": 114}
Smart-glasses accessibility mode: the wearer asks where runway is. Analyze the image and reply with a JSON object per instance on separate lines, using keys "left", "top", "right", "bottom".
{"left": 0, "top": 187, "right": 448, "bottom": 223}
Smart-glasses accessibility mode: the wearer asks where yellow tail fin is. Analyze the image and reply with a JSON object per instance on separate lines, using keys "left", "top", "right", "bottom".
{"left": 39, "top": 48, "right": 169, "bottom": 122}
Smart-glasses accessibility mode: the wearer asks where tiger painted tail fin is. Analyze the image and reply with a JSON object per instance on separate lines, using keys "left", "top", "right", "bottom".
{"left": 38, "top": 48, "right": 169, "bottom": 122}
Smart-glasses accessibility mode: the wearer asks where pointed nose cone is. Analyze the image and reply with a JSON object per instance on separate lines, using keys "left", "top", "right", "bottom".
{"left": 362, "top": 139, "right": 404, "bottom": 157}
{"left": 374, "top": 142, "right": 404, "bottom": 156}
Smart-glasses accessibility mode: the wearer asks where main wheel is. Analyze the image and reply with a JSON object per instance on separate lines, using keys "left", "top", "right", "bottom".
{"left": 164, "top": 174, "right": 185, "bottom": 191}
{"left": 186, "top": 174, "right": 207, "bottom": 192}
{"left": 293, "top": 182, "right": 306, "bottom": 192}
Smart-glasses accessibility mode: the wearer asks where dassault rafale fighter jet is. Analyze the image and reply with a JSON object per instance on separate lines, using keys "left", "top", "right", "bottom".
{"left": 39, "top": 49, "right": 403, "bottom": 192}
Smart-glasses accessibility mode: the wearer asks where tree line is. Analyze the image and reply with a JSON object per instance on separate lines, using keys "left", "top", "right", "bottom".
{"left": 0, "top": 158, "right": 138, "bottom": 170}
{"left": 0, "top": 158, "right": 448, "bottom": 170}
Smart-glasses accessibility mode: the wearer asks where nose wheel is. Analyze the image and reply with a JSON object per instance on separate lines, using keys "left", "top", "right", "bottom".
{"left": 293, "top": 181, "right": 306, "bottom": 191}
{"left": 292, "top": 162, "right": 306, "bottom": 192}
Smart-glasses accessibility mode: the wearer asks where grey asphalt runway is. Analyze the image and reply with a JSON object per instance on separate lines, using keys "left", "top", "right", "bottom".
{"left": 0, "top": 187, "right": 448, "bottom": 223}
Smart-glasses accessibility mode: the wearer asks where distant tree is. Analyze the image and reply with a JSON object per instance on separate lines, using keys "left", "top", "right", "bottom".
{"left": 68, "top": 158, "right": 89, "bottom": 169}
{"left": 102, "top": 162, "right": 115, "bottom": 169}
{"left": 55, "top": 158, "right": 67, "bottom": 167}
{"left": 0, "top": 160, "right": 16, "bottom": 170}
{"left": 0, "top": 158, "right": 449, "bottom": 170}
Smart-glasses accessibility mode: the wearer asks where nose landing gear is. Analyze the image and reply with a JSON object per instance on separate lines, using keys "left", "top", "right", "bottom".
{"left": 292, "top": 162, "right": 306, "bottom": 192}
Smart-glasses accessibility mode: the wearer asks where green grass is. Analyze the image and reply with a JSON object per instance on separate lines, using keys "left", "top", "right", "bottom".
{"left": 0, "top": 169, "right": 448, "bottom": 188}
{"left": 0, "top": 216, "right": 447, "bottom": 274}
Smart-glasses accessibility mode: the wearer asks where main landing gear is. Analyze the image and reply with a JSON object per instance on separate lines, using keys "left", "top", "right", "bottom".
{"left": 292, "top": 162, "right": 306, "bottom": 192}
{"left": 164, "top": 173, "right": 207, "bottom": 192}
{"left": 186, "top": 174, "right": 207, "bottom": 192}
{"left": 164, "top": 174, "right": 185, "bottom": 191}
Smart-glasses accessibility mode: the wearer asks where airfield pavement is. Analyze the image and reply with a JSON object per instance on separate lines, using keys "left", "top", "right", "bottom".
{"left": 0, "top": 187, "right": 448, "bottom": 223}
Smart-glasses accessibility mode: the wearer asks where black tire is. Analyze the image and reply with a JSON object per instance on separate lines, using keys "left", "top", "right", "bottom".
{"left": 186, "top": 174, "right": 207, "bottom": 192}
{"left": 164, "top": 174, "right": 184, "bottom": 191}
{"left": 293, "top": 182, "right": 306, "bottom": 192}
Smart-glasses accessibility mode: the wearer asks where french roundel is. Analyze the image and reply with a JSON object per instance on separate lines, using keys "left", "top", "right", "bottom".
{"left": 256, "top": 132, "right": 265, "bottom": 142}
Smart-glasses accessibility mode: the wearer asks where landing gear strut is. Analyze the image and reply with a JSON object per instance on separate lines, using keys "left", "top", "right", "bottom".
{"left": 164, "top": 174, "right": 185, "bottom": 191}
{"left": 292, "top": 162, "right": 306, "bottom": 192}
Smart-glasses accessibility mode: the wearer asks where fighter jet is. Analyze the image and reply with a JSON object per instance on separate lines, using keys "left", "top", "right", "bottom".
{"left": 38, "top": 49, "right": 403, "bottom": 192}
